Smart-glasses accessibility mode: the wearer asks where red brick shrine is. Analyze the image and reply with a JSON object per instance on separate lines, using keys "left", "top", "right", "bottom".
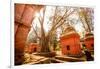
{"left": 84, "top": 32, "right": 94, "bottom": 51}
{"left": 60, "top": 26, "right": 82, "bottom": 57}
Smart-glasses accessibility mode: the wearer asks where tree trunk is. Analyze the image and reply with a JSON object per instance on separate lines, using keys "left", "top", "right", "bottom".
{"left": 40, "top": 36, "right": 50, "bottom": 52}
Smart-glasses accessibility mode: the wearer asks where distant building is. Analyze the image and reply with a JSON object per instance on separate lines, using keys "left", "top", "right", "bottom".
{"left": 84, "top": 32, "right": 94, "bottom": 51}
{"left": 26, "top": 43, "right": 40, "bottom": 54}
{"left": 60, "top": 26, "right": 82, "bottom": 57}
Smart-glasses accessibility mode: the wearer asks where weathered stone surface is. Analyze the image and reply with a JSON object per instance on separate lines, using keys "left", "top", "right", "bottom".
{"left": 15, "top": 4, "right": 25, "bottom": 23}
{"left": 14, "top": 4, "right": 43, "bottom": 65}
{"left": 14, "top": 22, "right": 19, "bottom": 35}
{"left": 21, "top": 5, "right": 35, "bottom": 27}
{"left": 55, "top": 56, "right": 85, "bottom": 62}
{"left": 15, "top": 24, "right": 31, "bottom": 65}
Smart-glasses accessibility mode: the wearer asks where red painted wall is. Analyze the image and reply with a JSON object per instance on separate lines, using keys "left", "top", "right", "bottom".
{"left": 84, "top": 37, "right": 94, "bottom": 51}
{"left": 60, "top": 33, "right": 82, "bottom": 57}
{"left": 28, "top": 43, "right": 40, "bottom": 53}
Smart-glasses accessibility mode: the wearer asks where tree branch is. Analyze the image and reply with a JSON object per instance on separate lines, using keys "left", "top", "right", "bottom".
{"left": 47, "top": 8, "right": 68, "bottom": 36}
{"left": 32, "top": 24, "right": 41, "bottom": 39}
{"left": 47, "top": 8, "right": 76, "bottom": 36}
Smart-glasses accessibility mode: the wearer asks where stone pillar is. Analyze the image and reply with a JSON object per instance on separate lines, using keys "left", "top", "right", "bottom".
{"left": 15, "top": 4, "right": 36, "bottom": 65}
{"left": 15, "top": 24, "right": 31, "bottom": 65}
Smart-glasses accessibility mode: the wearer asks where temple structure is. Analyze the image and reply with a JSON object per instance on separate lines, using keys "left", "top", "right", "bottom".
{"left": 60, "top": 26, "right": 82, "bottom": 57}
{"left": 84, "top": 32, "right": 94, "bottom": 51}
{"left": 28, "top": 43, "right": 40, "bottom": 54}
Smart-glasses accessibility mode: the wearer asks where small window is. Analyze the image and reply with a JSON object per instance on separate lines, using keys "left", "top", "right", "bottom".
{"left": 34, "top": 47, "right": 37, "bottom": 52}
{"left": 91, "top": 44, "right": 94, "bottom": 47}
{"left": 66, "top": 45, "right": 70, "bottom": 50}
{"left": 91, "top": 44, "right": 94, "bottom": 49}
{"left": 82, "top": 44, "right": 86, "bottom": 47}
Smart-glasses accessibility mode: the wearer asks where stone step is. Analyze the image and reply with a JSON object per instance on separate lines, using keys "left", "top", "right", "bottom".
{"left": 55, "top": 56, "right": 85, "bottom": 62}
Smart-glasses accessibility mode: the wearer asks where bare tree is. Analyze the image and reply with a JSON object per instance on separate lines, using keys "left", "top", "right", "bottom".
{"left": 32, "top": 6, "right": 76, "bottom": 53}
{"left": 77, "top": 8, "right": 94, "bottom": 33}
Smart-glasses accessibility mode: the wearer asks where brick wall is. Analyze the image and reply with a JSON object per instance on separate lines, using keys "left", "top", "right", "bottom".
{"left": 60, "top": 33, "right": 82, "bottom": 57}
{"left": 14, "top": 4, "right": 43, "bottom": 65}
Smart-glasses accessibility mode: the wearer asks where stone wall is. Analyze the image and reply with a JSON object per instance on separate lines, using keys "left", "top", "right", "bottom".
{"left": 14, "top": 3, "right": 43, "bottom": 65}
